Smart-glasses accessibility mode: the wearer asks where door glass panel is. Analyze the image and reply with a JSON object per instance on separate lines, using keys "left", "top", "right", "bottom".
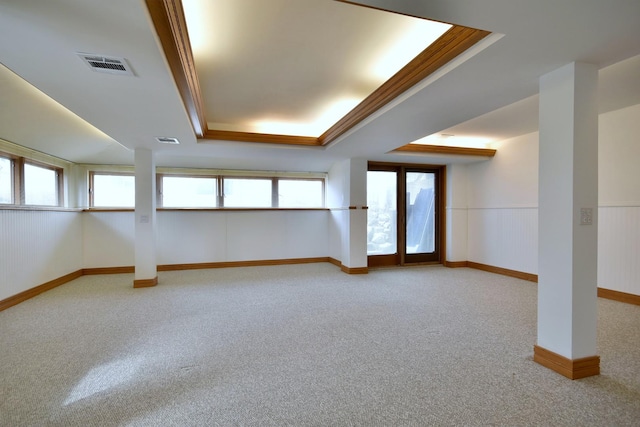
{"left": 406, "top": 172, "right": 435, "bottom": 254}
{"left": 367, "top": 171, "right": 397, "bottom": 255}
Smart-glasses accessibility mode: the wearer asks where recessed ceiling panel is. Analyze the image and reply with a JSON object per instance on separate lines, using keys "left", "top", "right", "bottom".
{"left": 182, "top": 0, "right": 451, "bottom": 137}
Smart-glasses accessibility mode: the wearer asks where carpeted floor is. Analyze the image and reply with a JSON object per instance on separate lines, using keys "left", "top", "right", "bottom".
{"left": 1, "top": 263, "right": 639, "bottom": 426}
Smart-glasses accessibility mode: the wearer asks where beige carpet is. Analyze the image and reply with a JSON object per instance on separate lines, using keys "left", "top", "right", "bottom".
{"left": 1, "top": 263, "right": 639, "bottom": 426}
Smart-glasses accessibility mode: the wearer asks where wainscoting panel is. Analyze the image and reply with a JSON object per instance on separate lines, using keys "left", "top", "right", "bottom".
{"left": 467, "top": 208, "right": 538, "bottom": 275}
{"left": 0, "top": 210, "right": 82, "bottom": 301}
{"left": 157, "top": 210, "right": 227, "bottom": 265}
{"left": 598, "top": 206, "right": 640, "bottom": 296}
{"left": 82, "top": 211, "right": 135, "bottom": 268}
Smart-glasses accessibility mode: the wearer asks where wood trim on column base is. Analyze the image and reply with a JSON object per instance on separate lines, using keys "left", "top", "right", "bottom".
{"left": 533, "top": 345, "right": 600, "bottom": 380}
{"left": 133, "top": 276, "right": 158, "bottom": 288}
{"left": 340, "top": 265, "right": 369, "bottom": 274}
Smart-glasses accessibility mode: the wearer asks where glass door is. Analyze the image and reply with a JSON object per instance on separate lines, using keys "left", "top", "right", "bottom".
{"left": 405, "top": 171, "right": 438, "bottom": 263}
{"left": 367, "top": 169, "right": 399, "bottom": 266}
{"left": 367, "top": 164, "right": 442, "bottom": 267}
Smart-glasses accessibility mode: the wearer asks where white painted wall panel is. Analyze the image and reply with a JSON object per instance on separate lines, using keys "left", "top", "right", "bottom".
{"left": 82, "top": 211, "right": 134, "bottom": 268}
{"left": 156, "top": 211, "right": 227, "bottom": 265}
{"left": 598, "top": 206, "right": 640, "bottom": 295}
{"left": 329, "top": 210, "right": 343, "bottom": 262}
{"left": 467, "top": 208, "right": 538, "bottom": 274}
{"left": 0, "top": 210, "right": 81, "bottom": 301}
{"left": 282, "top": 210, "right": 329, "bottom": 259}
{"left": 226, "top": 211, "right": 287, "bottom": 261}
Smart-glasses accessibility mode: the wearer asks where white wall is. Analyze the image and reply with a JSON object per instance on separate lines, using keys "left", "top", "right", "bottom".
{"left": 465, "top": 104, "right": 640, "bottom": 295}
{"left": 83, "top": 211, "right": 135, "bottom": 268}
{"left": 466, "top": 131, "right": 539, "bottom": 274}
{"left": 597, "top": 104, "right": 640, "bottom": 295}
{"left": 83, "top": 210, "right": 329, "bottom": 268}
{"left": 0, "top": 210, "right": 82, "bottom": 301}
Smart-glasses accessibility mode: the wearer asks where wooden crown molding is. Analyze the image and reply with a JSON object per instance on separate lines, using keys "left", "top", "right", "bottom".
{"left": 392, "top": 144, "right": 497, "bottom": 157}
{"left": 146, "top": 0, "right": 207, "bottom": 137}
{"left": 148, "top": 0, "right": 490, "bottom": 147}
{"left": 204, "top": 130, "right": 319, "bottom": 146}
{"left": 319, "top": 25, "right": 490, "bottom": 146}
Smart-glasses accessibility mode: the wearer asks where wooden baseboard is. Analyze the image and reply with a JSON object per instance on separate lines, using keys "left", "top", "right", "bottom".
{"left": 444, "top": 261, "right": 468, "bottom": 268}
{"left": 467, "top": 261, "right": 538, "bottom": 282}
{"left": 158, "top": 257, "right": 330, "bottom": 271}
{"left": 340, "top": 265, "right": 368, "bottom": 274}
{"left": 597, "top": 288, "right": 640, "bottom": 306}
{"left": 133, "top": 276, "right": 158, "bottom": 288}
{"left": 329, "top": 257, "right": 368, "bottom": 274}
{"left": 82, "top": 266, "right": 135, "bottom": 275}
{"left": 327, "top": 257, "right": 342, "bottom": 267}
{"left": 533, "top": 345, "right": 599, "bottom": 379}
{"left": 0, "top": 270, "right": 82, "bottom": 312}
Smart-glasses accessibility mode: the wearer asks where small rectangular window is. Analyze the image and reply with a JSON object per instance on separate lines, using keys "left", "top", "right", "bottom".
{"left": 91, "top": 173, "right": 135, "bottom": 207}
{"left": 161, "top": 175, "right": 217, "bottom": 208}
{"left": 278, "top": 179, "right": 324, "bottom": 208}
{"left": 24, "top": 162, "right": 60, "bottom": 206}
{"left": 223, "top": 177, "right": 272, "bottom": 208}
{"left": 0, "top": 156, "right": 13, "bottom": 204}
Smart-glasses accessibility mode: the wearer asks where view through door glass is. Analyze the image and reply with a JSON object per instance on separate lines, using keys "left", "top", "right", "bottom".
{"left": 367, "top": 165, "right": 442, "bottom": 266}
{"left": 367, "top": 171, "right": 397, "bottom": 256}
{"left": 406, "top": 172, "right": 435, "bottom": 255}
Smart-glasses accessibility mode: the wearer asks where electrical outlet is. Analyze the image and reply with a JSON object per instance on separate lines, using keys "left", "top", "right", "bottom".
{"left": 580, "top": 208, "right": 593, "bottom": 225}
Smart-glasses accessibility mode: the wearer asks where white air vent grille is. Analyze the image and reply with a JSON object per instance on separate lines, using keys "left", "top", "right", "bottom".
{"left": 77, "top": 53, "right": 134, "bottom": 76}
{"left": 155, "top": 137, "right": 180, "bottom": 145}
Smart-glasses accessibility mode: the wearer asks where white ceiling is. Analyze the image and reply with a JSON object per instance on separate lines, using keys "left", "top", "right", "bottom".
{"left": 0, "top": 0, "right": 639, "bottom": 172}
{"left": 186, "top": 0, "right": 451, "bottom": 136}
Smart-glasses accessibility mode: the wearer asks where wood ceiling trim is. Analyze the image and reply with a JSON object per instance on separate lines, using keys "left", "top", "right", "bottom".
{"left": 391, "top": 144, "right": 496, "bottom": 157}
{"left": 204, "top": 130, "right": 319, "bottom": 146}
{"left": 318, "top": 25, "right": 490, "bottom": 146}
{"left": 148, "top": 0, "right": 490, "bottom": 148}
{"left": 146, "top": 0, "right": 207, "bottom": 137}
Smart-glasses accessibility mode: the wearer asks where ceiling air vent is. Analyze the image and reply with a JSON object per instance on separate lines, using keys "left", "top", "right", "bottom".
{"left": 77, "top": 53, "right": 134, "bottom": 76}
{"left": 155, "top": 137, "right": 180, "bottom": 145}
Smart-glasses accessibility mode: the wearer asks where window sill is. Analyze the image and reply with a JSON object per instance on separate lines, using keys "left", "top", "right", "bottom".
{"left": 83, "top": 207, "right": 329, "bottom": 212}
{"left": 0, "top": 205, "right": 82, "bottom": 212}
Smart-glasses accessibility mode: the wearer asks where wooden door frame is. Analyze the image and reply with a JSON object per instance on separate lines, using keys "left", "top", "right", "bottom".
{"left": 367, "top": 162, "right": 446, "bottom": 267}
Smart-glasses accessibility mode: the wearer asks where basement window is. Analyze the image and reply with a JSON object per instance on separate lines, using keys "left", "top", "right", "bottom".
{"left": 159, "top": 175, "right": 217, "bottom": 208}
{"left": 0, "top": 155, "right": 13, "bottom": 204}
{"left": 90, "top": 172, "right": 135, "bottom": 208}
{"left": 0, "top": 152, "right": 63, "bottom": 207}
{"left": 278, "top": 179, "right": 324, "bottom": 208}
{"left": 24, "top": 162, "right": 60, "bottom": 206}
{"left": 222, "top": 177, "right": 272, "bottom": 208}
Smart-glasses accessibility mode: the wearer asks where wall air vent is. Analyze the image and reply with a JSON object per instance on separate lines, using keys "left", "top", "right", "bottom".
{"left": 155, "top": 137, "right": 180, "bottom": 144}
{"left": 77, "top": 53, "right": 134, "bottom": 76}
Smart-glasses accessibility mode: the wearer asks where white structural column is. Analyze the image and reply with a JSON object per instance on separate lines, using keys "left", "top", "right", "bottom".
{"left": 445, "top": 164, "right": 468, "bottom": 265}
{"left": 535, "top": 62, "right": 599, "bottom": 379}
{"left": 133, "top": 148, "right": 158, "bottom": 288}
{"left": 342, "top": 158, "right": 368, "bottom": 273}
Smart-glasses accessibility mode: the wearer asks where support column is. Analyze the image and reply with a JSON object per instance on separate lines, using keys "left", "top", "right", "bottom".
{"left": 342, "top": 158, "right": 368, "bottom": 274}
{"left": 133, "top": 148, "right": 158, "bottom": 288}
{"left": 535, "top": 62, "right": 599, "bottom": 379}
{"left": 445, "top": 164, "right": 468, "bottom": 266}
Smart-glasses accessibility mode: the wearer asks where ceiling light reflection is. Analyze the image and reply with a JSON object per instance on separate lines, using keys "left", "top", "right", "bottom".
{"left": 370, "top": 20, "right": 451, "bottom": 82}
{"left": 412, "top": 133, "right": 493, "bottom": 149}
{"left": 252, "top": 98, "right": 361, "bottom": 137}
{"left": 182, "top": 0, "right": 216, "bottom": 57}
